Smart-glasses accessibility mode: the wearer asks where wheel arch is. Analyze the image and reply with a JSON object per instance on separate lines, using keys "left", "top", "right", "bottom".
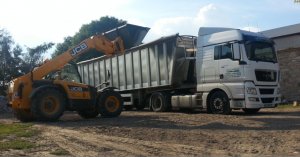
{"left": 29, "top": 85, "right": 68, "bottom": 103}
{"left": 206, "top": 88, "right": 229, "bottom": 106}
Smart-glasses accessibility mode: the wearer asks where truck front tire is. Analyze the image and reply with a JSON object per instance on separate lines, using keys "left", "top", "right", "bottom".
{"left": 208, "top": 91, "right": 231, "bottom": 115}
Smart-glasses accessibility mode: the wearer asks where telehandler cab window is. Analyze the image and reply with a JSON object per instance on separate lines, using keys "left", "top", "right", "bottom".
{"left": 44, "top": 64, "right": 81, "bottom": 83}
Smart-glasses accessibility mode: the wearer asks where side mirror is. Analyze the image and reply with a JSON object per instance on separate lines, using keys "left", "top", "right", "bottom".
{"left": 233, "top": 43, "right": 240, "bottom": 60}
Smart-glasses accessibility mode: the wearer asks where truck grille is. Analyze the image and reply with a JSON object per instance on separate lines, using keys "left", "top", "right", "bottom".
{"left": 261, "top": 98, "right": 274, "bottom": 103}
{"left": 259, "top": 88, "right": 274, "bottom": 94}
{"left": 255, "top": 70, "right": 277, "bottom": 82}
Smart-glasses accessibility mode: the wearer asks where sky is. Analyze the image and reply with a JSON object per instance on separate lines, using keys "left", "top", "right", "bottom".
{"left": 0, "top": 0, "right": 300, "bottom": 57}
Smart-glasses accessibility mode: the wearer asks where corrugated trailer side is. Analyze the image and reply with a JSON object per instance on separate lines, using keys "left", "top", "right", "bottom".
{"left": 78, "top": 34, "right": 196, "bottom": 109}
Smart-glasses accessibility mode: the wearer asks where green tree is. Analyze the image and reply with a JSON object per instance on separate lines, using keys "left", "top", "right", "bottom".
{"left": 0, "top": 29, "right": 54, "bottom": 95}
{"left": 0, "top": 29, "right": 26, "bottom": 95}
{"left": 22, "top": 42, "right": 54, "bottom": 73}
{"left": 52, "top": 16, "right": 126, "bottom": 62}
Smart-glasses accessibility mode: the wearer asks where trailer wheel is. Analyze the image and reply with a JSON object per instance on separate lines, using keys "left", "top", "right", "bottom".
{"left": 242, "top": 108, "right": 260, "bottom": 114}
{"left": 14, "top": 109, "right": 35, "bottom": 122}
{"left": 77, "top": 108, "right": 99, "bottom": 119}
{"left": 150, "top": 92, "right": 171, "bottom": 112}
{"left": 98, "top": 90, "right": 123, "bottom": 118}
{"left": 31, "top": 88, "right": 65, "bottom": 121}
{"left": 208, "top": 91, "right": 231, "bottom": 114}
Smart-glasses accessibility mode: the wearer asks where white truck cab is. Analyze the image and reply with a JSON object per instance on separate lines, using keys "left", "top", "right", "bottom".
{"left": 197, "top": 27, "right": 281, "bottom": 114}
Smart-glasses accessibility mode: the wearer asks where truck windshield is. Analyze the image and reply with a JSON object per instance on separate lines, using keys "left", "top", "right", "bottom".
{"left": 244, "top": 41, "right": 277, "bottom": 63}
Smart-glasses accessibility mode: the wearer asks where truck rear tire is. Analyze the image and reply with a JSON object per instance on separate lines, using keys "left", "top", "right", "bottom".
{"left": 31, "top": 88, "right": 66, "bottom": 121}
{"left": 242, "top": 108, "right": 260, "bottom": 114}
{"left": 208, "top": 91, "right": 231, "bottom": 114}
{"left": 98, "top": 90, "right": 123, "bottom": 118}
{"left": 150, "top": 92, "right": 171, "bottom": 112}
{"left": 14, "top": 109, "right": 35, "bottom": 122}
{"left": 77, "top": 108, "right": 99, "bottom": 119}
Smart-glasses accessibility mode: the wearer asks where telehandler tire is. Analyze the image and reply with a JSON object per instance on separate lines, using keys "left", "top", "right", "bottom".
{"left": 14, "top": 109, "right": 35, "bottom": 122}
{"left": 31, "top": 88, "right": 66, "bottom": 121}
{"left": 77, "top": 109, "right": 99, "bottom": 119}
{"left": 98, "top": 90, "right": 123, "bottom": 118}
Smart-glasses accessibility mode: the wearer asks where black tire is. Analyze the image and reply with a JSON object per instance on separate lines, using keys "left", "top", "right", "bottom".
{"left": 14, "top": 109, "right": 35, "bottom": 122}
{"left": 77, "top": 108, "right": 99, "bottom": 119}
{"left": 31, "top": 88, "right": 66, "bottom": 121}
{"left": 243, "top": 108, "right": 260, "bottom": 114}
{"left": 150, "top": 92, "right": 171, "bottom": 112}
{"left": 98, "top": 90, "right": 123, "bottom": 118}
{"left": 208, "top": 91, "right": 231, "bottom": 114}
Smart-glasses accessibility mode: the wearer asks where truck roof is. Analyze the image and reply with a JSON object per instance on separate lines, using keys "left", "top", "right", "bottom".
{"left": 198, "top": 27, "right": 268, "bottom": 47}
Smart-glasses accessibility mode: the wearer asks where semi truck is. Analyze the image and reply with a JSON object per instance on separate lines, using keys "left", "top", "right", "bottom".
{"left": 77, "top": 27, "right": 281, "bottom": 114}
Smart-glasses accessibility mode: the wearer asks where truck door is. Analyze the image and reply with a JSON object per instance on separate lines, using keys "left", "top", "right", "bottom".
{"left": 214, "top": 43, "right": 243, "bottom": 83}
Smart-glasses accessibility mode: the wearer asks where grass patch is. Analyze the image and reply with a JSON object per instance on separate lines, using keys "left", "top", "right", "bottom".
{"left": 0, "top": 123, "right": 37, "bottom": 139}
{"left": 50, "top": 148, "right": 70, "bottom": 156}
{"left": 277, "top": 104, "right": 300, "bottom": 109}
{"left": 0, "top": 123, "right": 37, "bottom": 150}
{"left": 0, "top": 140, "right": 35, "bottom": 150}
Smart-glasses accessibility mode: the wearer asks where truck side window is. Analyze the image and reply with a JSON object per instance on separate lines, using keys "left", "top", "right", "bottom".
{"left": 214, "top": 46, "right": 221, "bottom": 60}
{"left": 221, "top": 44, "right": 233, "bottom": 59}
{"left": 214, "top": 44, "right": 233, "bottom": 60}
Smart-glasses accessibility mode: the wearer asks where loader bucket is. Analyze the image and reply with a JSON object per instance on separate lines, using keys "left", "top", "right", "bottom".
{"left": 103, "top": 24, "right": 150, "bottom": 50}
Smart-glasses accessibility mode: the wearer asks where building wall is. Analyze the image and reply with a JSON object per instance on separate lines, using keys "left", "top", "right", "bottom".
{"left": 276, "top": 47, "right": 300, "bottom": 102}
{"left": 273, "top": 35, "right": 300, "bottom": 51}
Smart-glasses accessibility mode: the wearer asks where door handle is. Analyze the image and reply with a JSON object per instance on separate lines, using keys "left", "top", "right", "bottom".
{"left": 220, "top": 74, "right": 224, "bottom": 79}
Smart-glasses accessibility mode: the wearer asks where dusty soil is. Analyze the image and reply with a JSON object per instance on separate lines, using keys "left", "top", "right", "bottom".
{"left": 1, "top": 107, "right": 300, "bottom": 157}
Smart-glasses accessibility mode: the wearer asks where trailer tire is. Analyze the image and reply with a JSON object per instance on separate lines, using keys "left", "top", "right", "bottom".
{"left": 14, "top": 109, "right": 35, "bottom": 122}
{"left": 208, "top": 91, "right": 231, "bottom": 114}
{"left": 31, "top": 88, "right": 66, "bottom": 121}
{"left": 98, "top": 90, "right": 123, "bottom": 118}
{"left": 242, "top": 108, "right": 260, "bottom": 114}
{"left": 150, "top": 92, "right": 171, "bottom": 112}
{"left": 77, "top": 108, "right": 99, "bottom": 119}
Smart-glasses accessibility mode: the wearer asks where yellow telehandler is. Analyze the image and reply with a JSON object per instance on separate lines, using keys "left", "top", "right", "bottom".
{"left": 7, "top": 24, "right": 149, "bottom": 122}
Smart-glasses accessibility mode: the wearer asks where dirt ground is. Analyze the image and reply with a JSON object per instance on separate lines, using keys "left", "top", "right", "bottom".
{"left": 1, "top": 107, "right": 300, "bottom": 157}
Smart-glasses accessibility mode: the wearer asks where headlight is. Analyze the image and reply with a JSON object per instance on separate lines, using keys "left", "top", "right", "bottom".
{"left": 247, "top": 87, "right": 257, "bottom": 95}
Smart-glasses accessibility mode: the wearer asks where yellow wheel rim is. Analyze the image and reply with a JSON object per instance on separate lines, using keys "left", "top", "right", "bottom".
{"left": 40, "top": 96, "right": 60, "bottom": 115}
{"left": 105, "top": 96, "right": 120, "bottom": 113}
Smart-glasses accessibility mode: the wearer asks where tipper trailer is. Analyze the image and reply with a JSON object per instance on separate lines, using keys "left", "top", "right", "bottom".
{"left": 78, "top": 27, "right": 281, "bottom": 114}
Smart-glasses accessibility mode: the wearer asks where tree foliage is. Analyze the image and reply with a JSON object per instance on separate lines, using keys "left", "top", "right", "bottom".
{"left": 0, "top": 29, "right": 22, "bottom": 91}
{"left": 0, "top": 29, "right": 53, "bottom": 95}
{"left": 22, "top": 42, "right": 54, "bottom": 72}
{"left": 52, "top": 16, "right": 127, "bottom": 62}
